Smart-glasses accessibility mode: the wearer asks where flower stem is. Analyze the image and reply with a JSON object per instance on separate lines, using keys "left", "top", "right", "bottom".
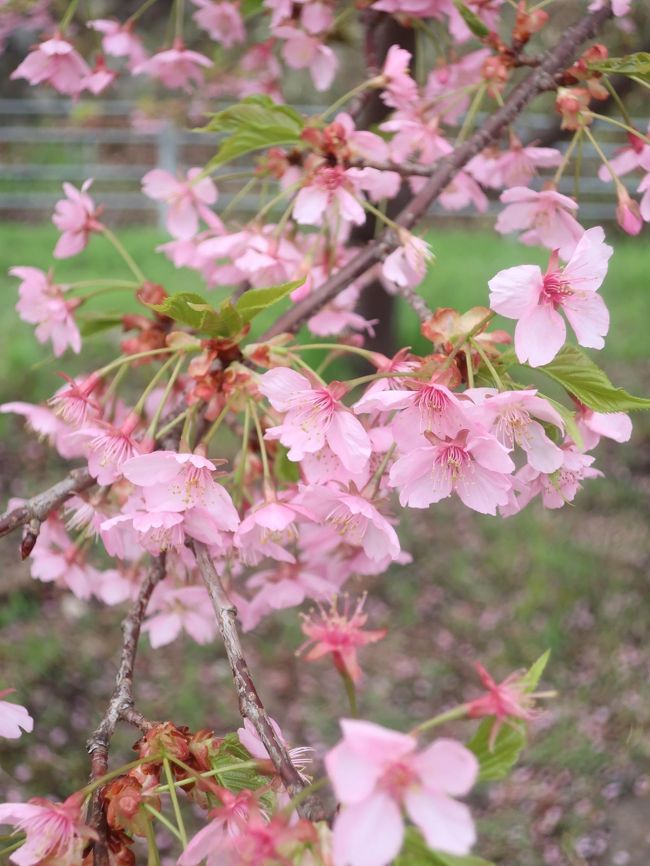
{"left": 97, "top": 347, "right": 177, "bottom": 378}
{"left": 320, "top": 79, "right": 379, "bottom": 121}
{"left": 163, "top": 757, "right": 188, "bottom": 847}
{"left": 146, "top": 354, "right": 186, "bottom": 439}
{"left": 127, "top": 0, "right": 161, "bottom": 24}
{"left": 590, "top": 112, "right": 650, "bottom": 147}
{"left": 143, "top": 803, "right": 184, "bottom": 843}
{"left": 144, "top": 816, "right": 162, "bottom": 866}
{"left": 463, "top": 347, "right": 475, "bottom": 388}
{"left": 201, "top": 396, "right": 236, "bottom": 447}
{"left": 552, "top": 129, "right": 582, "bottom": 186}
{"left": 134, "top": 352, "right": 182, "bottom": 417}
{"left": 410, "top": 704, "right": 469, "bottom": 736}
{"left": 100, "top": 227, "right": 146, "bottom": 284}
{"left": 470, "top": 338, "right": 504, "bottom": 390}
{"left": 249, "top": 400, "right": 272, "bottom": 486}
{"left": 60, "top": 0, "right": 81, "bottom": 30}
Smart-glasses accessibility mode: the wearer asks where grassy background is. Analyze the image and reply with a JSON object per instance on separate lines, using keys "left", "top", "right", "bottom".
{"left": 0, "top": 223, "right": 649, "bottom": 866}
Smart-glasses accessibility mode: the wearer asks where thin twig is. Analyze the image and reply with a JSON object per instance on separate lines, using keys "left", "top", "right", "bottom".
{"left": 260, "top": 5, "right": 611, "bottom": 340}
{"left": 87, "top": 554, "right": 167, "bottom": 866}
{"left": 191, "top": 541, "right": 324, "bottom": 820}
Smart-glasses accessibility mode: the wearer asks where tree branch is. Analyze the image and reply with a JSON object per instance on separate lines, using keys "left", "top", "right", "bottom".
{"left": 261, "top": 5, "right": 612, "bottom": 339}
{"left": 191, "top": 541, "right": 323, "bottom": 820}
{"left": 87, "top": 554, "right": 167, "bottom": 866}
{"left": 0, "top": 467, "right": 95, "bottom": 553}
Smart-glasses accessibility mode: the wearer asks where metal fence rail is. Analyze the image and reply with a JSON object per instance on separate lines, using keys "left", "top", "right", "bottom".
{"left": 0, "top": 98, "right": 639, "bottom": 224}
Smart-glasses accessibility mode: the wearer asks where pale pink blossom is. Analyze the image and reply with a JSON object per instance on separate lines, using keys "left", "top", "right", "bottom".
{"left": 598, "top": 128, "right": 650, "bottom": 182}
{"left": 299, "top": 596, "right": 386, "bottom": 684}
{"left": 639, "top": 171, "right": 650, "bottom": 222}
{"left": 142, "top": 168, "right": 218, "bottom": 239}
{"left": 489, "top": 226, "right": 612, "bottom": 367}
{"left": 236, "top": 561, "right": 340, "bottom": 631}
{"left": 101, "top": 510, "right": 186, "bottom": 556}
{"left": 178, "top": 789, "right": 253, "bottom": 866}
{"left": 326, "top": 720, "right": 478, "bottom": 866}
{"left": 81, "top": 55, "right": 117, "bottom": 94}
{"left": 237, "top": 717, "right": 312, "bottom": 780}
{"left": 81, "top": 412, "right": 146, "bottom": 485}
{"left": 0, "top": 689, "right": 33, "bottom": 740}
{"left": 466, "top": 388, "right": 565, "bottom": 473}
{"left": 260, "top": 368, "right": 372, "bottom": 471}
{"left": 425, "top": 49, "right": 489, "bottom": 124}
{"left": 438, "top": 171, "right": 488, "bottom": 214}
{"left": 616, "top": 186, "right": 643, "bottom": 236}
{"left": 0, "top": 402, "right": 83, "bottom": 460}
{"left": 192, "top": 0, "right": 245, "bottom": 46}
{"left": 504, "top": 445, "right": 602, "bottom": 512}
{"left": 575, "top": 404, "right": 632, "bottom": 451}
{"left": 48, "top": 373, "right": 101, "bottom": 427}
{"left": 133, "top": 39, "right": 212, "bottom": 90}
{"left": 495, "top": 187, "right": 585, "bottom": 260}
{"left": 448, "top": 0, "right": 503, "bottom": 42}
{"left": 122, "top": 450, "right": 239, "bottom": 524}
{"left": 390, "top": 431, "right": 514, "bottom": 514}
{"left": 296, "top": 486, "right": 400, "bottom": 562}
{"left": 87, "top": 19, "right": 147, "bottom": 68}
{"left": 589, "top": 0, "right": 630, "bottom": 15}
{"left": 11, "top": 267, "right": 81, "bottom": 357}
{"left": 355, "top": 379, "right": 468, "bottom": 444}
{"left": 30, "top": 519, "right": 100, "bottom": 600}
{"left": 293, "top": 166, "right": 366, "bottom": 227}
{"left": 467, "top": 663, "right": 540, "bottom": 748}
{"left": 275, "top": 26, "right": 338, "bottom": 90}
{"left": 11, "top": 35, "right": 90, "bottom": 96}
{"left": 380, "top": 45, "right": 418, "bottom": 111}
{"left": 382, "top": 233, "right": 434, "bottom": 288}
{"left": 0, "top": 794, "right": 95, "bottom": 866}
{"left": 235, "top": 500, "right": 306, "bottom": 565}
{"left": 382, "top": 110, "right": 452, "bottom": 167}
{"left": 143, "top": 585, "right": 217, "bottom": 647}
{"left": 52, "top": 179, "right": 103, "bottom": 258}
{"left": 468, "top": 142, "right": 562, "bottom": 190}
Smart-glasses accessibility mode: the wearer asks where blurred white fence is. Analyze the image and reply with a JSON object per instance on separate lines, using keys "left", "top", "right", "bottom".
{"left": 0, "top": 97, "right": 638, "bottom": 224}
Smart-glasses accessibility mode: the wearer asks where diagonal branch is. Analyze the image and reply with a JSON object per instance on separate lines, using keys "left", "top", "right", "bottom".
{"left": 87, "top": 554, "right": 167, "bottom": 865}
{"left": 261, "top": 5, "right": 612, "bottom": 339}
{"left": 191, "top": 541, "right": 323, "bottom": 820}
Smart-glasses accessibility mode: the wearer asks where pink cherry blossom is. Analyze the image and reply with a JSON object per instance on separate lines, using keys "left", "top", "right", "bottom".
{"left": 467, "top": 663, "right": 539, "bottom": 748}
{"left": 101, "top": 510, "right": 186, "bottom": 556}
{"left": 0, "top": 402, "right": 84, "bottom": 460}
{"left": 326, "top": 720, "right": 478, "bottom": 866}
{"left": 260, "top": 368, "right": 372, "bottom": 471}
{"left": 298, "top": 595, "right": 387, "bottom": 683}
{"left": 52, "top": 179, "right": 103, "bottom": 259}
{"left": 589, "top": 0, "right": 630, "bottom": 15}
{"left": 293, "top": 166, "right": 366, "bottom": 227}
{"left": 438, "top": 171, "right": 488, "bottom": 214}
{"left": 575, "top": 404, "right": 632, "bottom": 451}
{"left": 615, "top": 187, "right": 643, "bottom": 236}
{"left": 0, "top": 793, "right": 95, "bottom": 866}
{"left": 639, "top": 171, "right": 650, "bottom": 222}
{"left": 598, "top": 128, "right": 650, "bottom": 182}
{"left": 133, "top": 39, "right": 212, "bottom": 90}
{"left": 236, "top": 561, "right": 340, "bottom": 631}
{"left": 238, "top": 717, "right": 312, "bottom": 780}
{"left": 380, "top": 45, "right": 418, "bottom": 111}
{"left": 122, "top": 450, "right": 239, "bottom": 524}
{"left": 390, "top": 431, "right": 514, "bottom": 514}
{"left": 381, "top": 110, "right": 453, "bottom": 166}
{"left": 355, "top": 378, "right": 468, "bottom": 445}
{"left": 0, "top": 689, "right": 33, "bottom": 739}
{"left": 466, "top": 388, "right": 565, "bottom": 473}
{"left": 81, "top": 55, "right": 117, "bottom": 95}
{"left": 11, "top": 35, "right": 90, "bottom": 96}
{"left": 297, "top": 486, "right": 401, "bottom": 562}
{"left": 489, "top": 226, "right": 613, "bottom": 367}
{"left": 468, "top": 142, "right": 562, "bottom": 190}
{"left": 495, "top": 187, "right": 585, "bottom": 260}
{"left": 178, "top": 789, "right": 253, "bottom": 866}
{"left": 48, "top": 372, "right": 101, "bottom": 427}
{"left": 382, "top": 233, "right": 434, "bottom": 288}
{"left": 143, "top": 585, "right": 217, "bottom": 647}
{"left": 192, "top": 0, "right": 245, "bottom": 47}
{"left": 87, "top": 19, "right": 147, "bottom": 68}
{"left": 142, "top": 168, "right": 218, "bottom": 239}
{"left": 29, "top": 519, "right": 100, "bottom": 600}
{"left": 78, "top": 412, "right": 146, "bottom": 485}
{"left": 275, "top": 26, "right": 338, "bottom": 91}
{"left": 11, "top": 266, "right": 81, "bottom": 357}
{"left": 235, "top": 500, "right": 305, "bottom": 565}
{"left": 504, "top": 445, "right": 602, "bottom": 513}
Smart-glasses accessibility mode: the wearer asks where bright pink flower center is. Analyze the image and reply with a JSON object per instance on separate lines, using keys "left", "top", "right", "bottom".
{"left": 541, "top": 270, "right": 571, "bottom": 307}
{"left": 379, "top": 760, "right": 416, "bottom": 799}
{"left": 314, "top": 166, "right": 348, "bottom": 194}
{"left": 435, "top": 444, "right": 471, "bottom": 481}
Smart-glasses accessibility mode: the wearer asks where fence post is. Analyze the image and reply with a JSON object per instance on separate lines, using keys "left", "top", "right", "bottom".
{"left": 154, "top": 119, "right": 178, "bottom": 229}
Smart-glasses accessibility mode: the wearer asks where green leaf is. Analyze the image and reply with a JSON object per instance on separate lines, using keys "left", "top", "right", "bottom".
{"left": 151, "top": 291, "right": 244, "bottom": 338}
{"left": 234, "top": 279, "right": 304, "bottom": 323}
{"left": 536, "top": 346, "right": 650, "bottom": 413}
{"left": 395, "top": 829, "right": 495, "bottom": 866}
{"left": 452, "top": 1, "right": 490, "bottom": 38}
{"left": 520, "top": 650, "right": 550, "bottom": 693}
{"left": 79, "top": 314, "right": 123, "bottom": 336}
{"left": 587, "top": 52, "right": 650, "bottom": 84}
{"left": 200, "top": 95, "right": 305, "bottom": 168}
{"left": 468, "top": 719, "right": 526, "bottom": 782}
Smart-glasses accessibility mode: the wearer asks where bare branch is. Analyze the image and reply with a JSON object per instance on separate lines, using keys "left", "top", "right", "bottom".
{"left": 261, "top": 5, "right": 611, "bottom": 339}
{"left": 87, "top": 554, "right": 167, "bottom": 865}
{"left": 0, "top": 467, "right": 95, "bottom": 544}
{"left": 191, "top": 541, "right": 323, "bottom": 820}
